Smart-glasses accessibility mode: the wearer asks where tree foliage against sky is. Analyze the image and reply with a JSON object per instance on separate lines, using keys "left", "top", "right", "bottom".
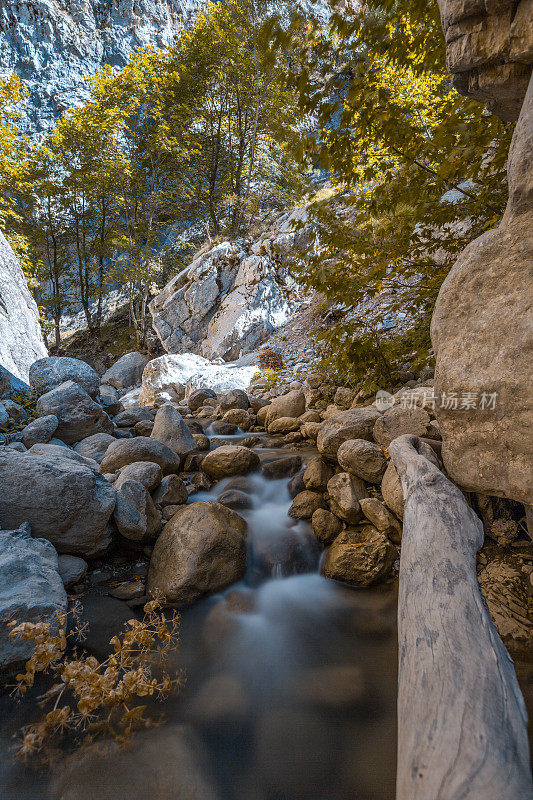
{"left": 282, "top": 0, "right": 512, "bottom": 387}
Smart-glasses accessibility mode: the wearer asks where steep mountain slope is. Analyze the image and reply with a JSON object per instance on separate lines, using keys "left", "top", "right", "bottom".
{"left": 0, "top": 0, "right": 330, "bottom": 138}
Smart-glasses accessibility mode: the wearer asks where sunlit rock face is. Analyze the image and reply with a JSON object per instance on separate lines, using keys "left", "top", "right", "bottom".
{"left": 150, "top": 207, "right": 309, "bottom": 362}
{"left": 0, "top": 231, "right": 47, "bottom": 382}
{"left": 0, "top": 0, "right": 331, "bottom": 139}
{"left": 436, "top": 0, "right": 533, "bottom": 121}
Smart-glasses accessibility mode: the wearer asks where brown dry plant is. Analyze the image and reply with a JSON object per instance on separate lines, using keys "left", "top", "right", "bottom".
{"left": 8, "top": 599, "right": 183, "bottom": 761}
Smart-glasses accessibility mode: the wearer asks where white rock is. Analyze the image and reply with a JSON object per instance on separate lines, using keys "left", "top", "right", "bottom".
{"left": 0, "top": 231, "right": 47, "bottom": 382}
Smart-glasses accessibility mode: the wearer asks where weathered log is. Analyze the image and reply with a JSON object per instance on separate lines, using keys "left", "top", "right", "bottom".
{"left": 390, "top": 435, "right": 532, "bottom": 800}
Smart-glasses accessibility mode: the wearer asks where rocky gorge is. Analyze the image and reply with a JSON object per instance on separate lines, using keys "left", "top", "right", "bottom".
{"left": 0, "top": 0, "right": 532, "bottom": 797}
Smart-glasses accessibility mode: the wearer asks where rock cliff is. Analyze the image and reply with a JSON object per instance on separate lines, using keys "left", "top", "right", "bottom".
{"left": 150, "top": 207, "right": 309, "bottom": 362}
{"left": 433, "top": 1, "right": 533, "bottom": 505}
{"left": 0, "top": 0, "right": 330, "bottom": 139}
{"left": 0, "top": 231, "right": 47, "bottom": 382}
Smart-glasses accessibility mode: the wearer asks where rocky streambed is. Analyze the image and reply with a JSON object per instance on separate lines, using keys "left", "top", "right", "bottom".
{"left": 0, "top": 353, "right": 531, "bottom": 799}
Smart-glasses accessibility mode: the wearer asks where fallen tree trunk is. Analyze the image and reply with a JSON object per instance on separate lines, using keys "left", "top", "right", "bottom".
{"left": 389, "top": 435, "right": 532, "bottom": 800}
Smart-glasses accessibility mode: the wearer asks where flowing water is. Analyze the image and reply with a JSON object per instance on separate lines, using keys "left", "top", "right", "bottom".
{"left": 0, "top": 446, "right": 398, "bottom": 800}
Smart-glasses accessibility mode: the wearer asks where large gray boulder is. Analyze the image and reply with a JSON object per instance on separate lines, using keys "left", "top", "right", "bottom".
{"left": 337, "top": 439, "right": 387, "bottom": 484}
{"left": 147, "top": 501, "right": 248, "bottom": 606}
{"left": 150, "top": 403, "right": 197, "bottom": 458}
{"left": 150, "top": 239, "right": 296, "bottom": 361}
{"left": 30, "top": 356, "right": 99, "bottom": 398}
{"left": 317, "top": 407, "right": 381, "bottom": 460}
{"left": 431, "top": 75, "right": 533, "bottom": 505}
{"left": 100, "top": 352, "right": 150, "bottom": 391}
{"left": 100, "top": 436, "right": 181, "bottom": 475}
{"left": 36, "top": 380, "right": 113, "bottom": 444}
{"left": 0, "top": 231, "right": 47, "bottom": 383}
{"left": 74, "top": 433, "right": 116, "bottom": 463}
{"left": 0, "top": 449, "right": 116, "bottom": 556}
{"left": 373, "top": 406, "right": 430, "bottom": 448}
{"left": 0, "top": 523, "right": 67, "bottom": 674}
{"left": 21, "top": 414, "right": 59, "bottom": 448}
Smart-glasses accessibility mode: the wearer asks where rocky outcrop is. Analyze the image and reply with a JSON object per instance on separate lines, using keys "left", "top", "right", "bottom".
{"left": 150, "top": 209, "right": 309, "bottom": 361}
{"left": 433, "top": 3, "right": 533, "bottom": 504}
{"left": 0, "top": 231, "right": 47, "bottom": 382}
{"left": 431, "top": 54, "right": 533, "bottom": 503}
{"left": 437, "top": 0, "right": 533, "bottom": 121}
{"left": 0, "top": 523, "right": 67, "bottom": 674}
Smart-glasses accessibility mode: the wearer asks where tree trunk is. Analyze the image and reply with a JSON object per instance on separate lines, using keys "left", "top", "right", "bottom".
{"left": 389, "top": 435, "right": 532, "bottom": 800}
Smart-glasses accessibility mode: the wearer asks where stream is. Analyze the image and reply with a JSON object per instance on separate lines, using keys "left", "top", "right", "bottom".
{"left": 0, "top": 443, "right": 398, "bottom": 800}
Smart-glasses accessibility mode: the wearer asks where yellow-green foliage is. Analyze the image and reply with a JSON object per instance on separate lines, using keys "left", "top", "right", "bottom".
{"left": 282, "top": 0, "right": 512, "bottom": 386}
{"left": 9, "top": 600, "right": 183, "bottom": 761}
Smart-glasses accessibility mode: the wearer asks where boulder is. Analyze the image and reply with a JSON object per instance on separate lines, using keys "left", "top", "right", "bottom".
{"left": 30, "top": 356, "right": 99, "bottom": 398}
{"left": 359, "top": 497, "right": 402, "bottom": 543}
{"left": 223, "top": 408, "right": 252, "bottom": 429}
{"left": 322, "top": 525, "right": 397, "bottom": 586}
{"left": 0, "top": 450, "right": 115, "bottom": 556}
{"left": 326, "top": 472, "right": 367, "bottom": 524}
{"left": 265, "top": 389, "right": 306, "bottom": 426}
{"left": 311, "top": 508, "right": 343, "bottom": 544}
{"left": 0, "top": 231, "right": 47, "bottom": 383}
{"left": 303, "top": 457, "right": 334, "bottom": 492}
{"left": 430, "top": 27, "right": 533, "bottom": 504}
{"left": 114, "top": 479, "right": 161, "bottom": 542}
{"left": 116, "top": 461, "right": 163, "bottom": 492}
{"left": 98, "top": 384, "right": 122, "bottom": 416}
{"left": 28, "top": 442, "right": 100, "bottom": 472}
{"left": 262, "top": 455, "right": 302, "bottom": 480}
{"left": 217, "top": 489, "right": 254, "bottom": 510}
{"left": 373, "top": 406, "right": 430, "bottom": 447}
{"left": 152, "top": 475, "right": 188, "bottom": 506}
{"left": 21, "top": 414, "right": 58, "bottom": 448}
{"left": 211, "top": 421, "right": 238, "bottom": 436}
{"left": 100, "top": 352, "right": 150, "bottom": 391}
{"left": 334, "top": 387, "right": 355, "bottom": 409}
{"left": 381, "top": 462, "right": 404, "bottom": 520}
{"left": 57, "top": 554, "right": 88, "bottom": 587}
{"left": 113, "top": 405, "right": 153, "bottom": 427}
{"left": 150, "top": 404, "right": 197, "bottom": 459}
{"left": 146, "top": 501, "right": 248, "bottom": 605}
{"left": 288, "top": 490, "right": 327, "bottom": 520}
{"left": 268, "top": 416, "right": 302, "bottom": 434}
{"left": 74, "top": 433, "right": 116, "bottom": 464}
{"left": 301, "top": 421, "right": 321, "bottom": 440}
{"left": 288, "top": 469, "right": 306, "bottom": 498}
{"left": 36, "top": 380, "right": 113, "bottom": 444}
{"left": 0, "top": 523, "right": 67, "bottom": 673}
{"left": 201, "top": 445, "right": 260, "bottom": 480}
{"left": 100, "top": 437, "right": 181, "bottom": 476}
{"left": 317, "top": 407, "right": 381, "bottom": 460}
{"left": 188, "top": 388, "right": 217, "bottom": 411}
{"left": 478, "top": 558, "right": 532, "bottom": 653}
{"left": 139, "top": 355, "right": 187, "bottom": 407}
{"left": 50, "top": 725, "right": 220, "bottom": 800}
{"left": 219, "top": 388, "right": 250, "bottom": 412}
{"left": 337, "top": 439, "right": 387, "bottom": 484}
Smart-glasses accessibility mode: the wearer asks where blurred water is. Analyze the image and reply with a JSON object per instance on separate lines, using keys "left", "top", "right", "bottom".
{"left": 0, "top": 456, "right": 398, "bottom": 800}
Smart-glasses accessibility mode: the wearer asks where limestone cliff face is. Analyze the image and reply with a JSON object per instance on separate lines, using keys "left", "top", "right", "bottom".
{"left": 0, "top": 231, "right": 47, "bottom": 382}
{"left": 437, "top": 0, "right": 533, "bottom": 121}
{"left": 0, "top": 0, "right": 330, "bottom": 138}
{"left": 0, "top": 0, "right": 200, "bottom": 138}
